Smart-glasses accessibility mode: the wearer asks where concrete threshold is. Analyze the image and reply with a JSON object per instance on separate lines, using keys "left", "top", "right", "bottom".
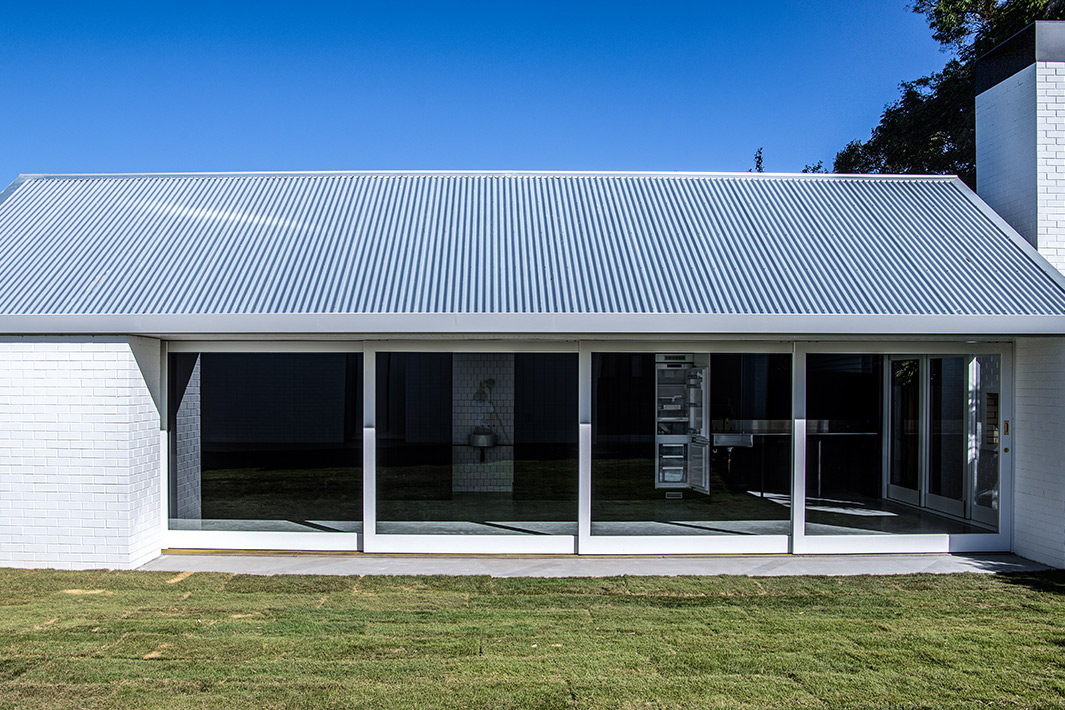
{"left": 137, "top": 552, "right": 1050, "bottom": 577}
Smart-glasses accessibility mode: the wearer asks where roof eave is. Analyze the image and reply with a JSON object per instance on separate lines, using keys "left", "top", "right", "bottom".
{"left": 0, "top": 313, "right": 1063, "bottom": 337}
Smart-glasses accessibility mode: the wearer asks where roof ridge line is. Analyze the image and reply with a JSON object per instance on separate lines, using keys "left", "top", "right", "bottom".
{"left": 12, "top": 170, "right": 958, "bottom": 181}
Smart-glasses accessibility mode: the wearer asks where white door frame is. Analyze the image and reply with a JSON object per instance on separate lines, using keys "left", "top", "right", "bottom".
{"left": 885, "top": 355, "right": 922, "bottom": 507}
{"left": 792, "top": 341, "right": 1010, "bottom": 555}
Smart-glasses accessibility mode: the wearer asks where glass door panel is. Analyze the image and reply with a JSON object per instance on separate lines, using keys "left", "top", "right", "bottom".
{"left": 970, "top": 355, "right": 1001, "bottom": 527}
{"left": 884, "top": 353, "right": 1001, "bottom": 531}
{"left": 927, "top": 357, "right": 966, "bottom": 517}
{"left": 888, "top": 358, "right": 920, "bottom": 505}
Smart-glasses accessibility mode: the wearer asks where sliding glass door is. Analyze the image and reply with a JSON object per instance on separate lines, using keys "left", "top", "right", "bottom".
{"left": 886, "top": 355, "right": 1000, "bottom": 528}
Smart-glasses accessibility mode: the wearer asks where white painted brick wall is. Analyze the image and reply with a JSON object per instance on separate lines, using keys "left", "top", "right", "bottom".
{"left": 174, "top": 356, "right": 201, "bottom": 519}
{"left": 1013, "top": 337, "right": 1065, "bottom": 567}
{"left": 1036, "top": 62, "right": 1065, "bottom": 272}
{"left": 0, "top": 337, "right": 162, "bottom": 570}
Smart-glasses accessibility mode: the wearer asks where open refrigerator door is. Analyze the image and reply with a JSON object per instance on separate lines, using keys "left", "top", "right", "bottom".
{"left": 655, "top": 354, "right": 709, "bottom": 494}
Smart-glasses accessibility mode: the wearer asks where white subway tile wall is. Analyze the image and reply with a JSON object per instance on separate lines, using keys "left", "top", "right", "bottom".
{"left": 451, "top": 353, "right": 515, "bottom": 493}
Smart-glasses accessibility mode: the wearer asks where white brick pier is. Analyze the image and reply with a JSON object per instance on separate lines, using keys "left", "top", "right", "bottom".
{"left": 0, "top": 337, "right": 162, "bottom": 570}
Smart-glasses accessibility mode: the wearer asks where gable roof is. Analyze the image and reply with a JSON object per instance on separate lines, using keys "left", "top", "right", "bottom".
{"left": 0, "top": 171, "right": 1063, "bottom": 336}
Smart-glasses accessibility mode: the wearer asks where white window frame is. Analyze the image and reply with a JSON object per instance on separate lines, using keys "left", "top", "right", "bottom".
{"left": 159, "top": 338, "right": 1013, "bottom": 556}
{"left": 164, "top": 340, "right": 367, "bottom": 552}
{"left": 362, "top": 340, "right": 580, "bottom": 554}
{"left": 578, "top": 340, "right": 792, "bottom": 555}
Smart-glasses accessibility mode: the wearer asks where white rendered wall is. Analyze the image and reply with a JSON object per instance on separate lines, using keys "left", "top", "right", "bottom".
{"left": 0, "top": 337, "right": 163, "bottom": 570}
{"left": 977, "top": 63, "right": 1038, "bottom": 246}
{"left": 1013, "top": 337, "right": 1065, "bottom": 567}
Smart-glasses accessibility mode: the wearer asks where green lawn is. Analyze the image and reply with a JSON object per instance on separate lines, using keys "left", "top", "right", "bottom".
{"left": 1, "top": 569, "right": 1064, "bottom": 709}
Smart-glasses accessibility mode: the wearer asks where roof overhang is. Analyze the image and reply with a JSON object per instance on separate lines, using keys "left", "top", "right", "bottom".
{"left": 2, "top": 313, "right": 1064, "bottom": 337}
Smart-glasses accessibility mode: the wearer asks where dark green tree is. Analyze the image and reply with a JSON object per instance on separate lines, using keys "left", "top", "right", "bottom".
{"left": 749, "top": 147, "right": 764, "bottom": 173}
{"left": 834, "top": 0, "right": 1065, "bottom": 187}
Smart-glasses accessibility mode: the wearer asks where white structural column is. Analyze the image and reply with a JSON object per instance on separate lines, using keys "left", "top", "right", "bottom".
{"left": 790, "top": 347, "right": 807, "bottom": 552}
{"left": 0, "top": 336, "right": 162, "bottom": 569}
{"left": 362, "top": 345, "right": 377, "bottom": 552}
{"left": 577, "top": 345, "right": 592, "bottom": 551}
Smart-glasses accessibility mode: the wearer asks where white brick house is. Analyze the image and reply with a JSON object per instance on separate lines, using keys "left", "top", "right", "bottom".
{"left": 2, "top": 23, "right": 1065, "bottom": 569}
{"left": 977, "top": 22, "right": 1065, "bottom": 567}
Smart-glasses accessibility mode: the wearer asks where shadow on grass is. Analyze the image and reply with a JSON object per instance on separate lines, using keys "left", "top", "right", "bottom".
{"left": 996, "top": 569, "right": 1065, "bottom": 595}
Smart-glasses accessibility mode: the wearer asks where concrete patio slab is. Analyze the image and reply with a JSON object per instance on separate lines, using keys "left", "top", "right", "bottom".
{"left": 137, "top": 552, "right": 1051, "bottom": 577}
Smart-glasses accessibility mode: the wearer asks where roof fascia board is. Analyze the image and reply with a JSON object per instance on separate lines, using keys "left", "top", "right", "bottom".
{"left": 948, "top": 176, "right": 1065, "bottom": 294}
{"left": 1, "top": 313, "right": 1063, "bottom": 336}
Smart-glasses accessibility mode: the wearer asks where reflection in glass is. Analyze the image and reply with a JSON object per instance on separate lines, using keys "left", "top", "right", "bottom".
{"left": 929, "top": 357, "right": 966, "bottom": 502}
{"left": 375, "top": 352, "right": 578, "bottom": 535}
{"left": 806, "top": 354, "right": 911, "bottom": 535}
{"left": 168, "top": 353, "right": 363, "bottom": 532}
{"left": 591, "top": 352, "right": 791, "bottom": 536}
{"left": 710, "top": 354, "right": 793, "bottom": 506}
{"left": 889, "top": 359, "right": 920, "bottom": 492}
{"left": 805, "top": 353, "right": 882, "bottom": 502}
{"left": 971, "top": 355, "right": 1001, "bottom": 524}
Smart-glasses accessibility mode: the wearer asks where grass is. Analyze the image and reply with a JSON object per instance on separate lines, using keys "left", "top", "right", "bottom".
{"left": 1, "top": 570, "right": 1064, "bottom": 708}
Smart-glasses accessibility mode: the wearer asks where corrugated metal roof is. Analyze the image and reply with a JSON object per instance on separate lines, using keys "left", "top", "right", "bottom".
{"left": 0, "top": 171, "right": 1063, "bottom": 333}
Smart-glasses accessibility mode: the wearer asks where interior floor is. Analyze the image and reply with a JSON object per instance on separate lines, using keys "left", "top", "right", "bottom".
{"left": 170, "top": 489, "right": 992, "bottom": 536}
{"left": 804, "top": 491, "right": 994, "bottom": 535}
{"left": 170, "top": 519, "right": 364, "bottom": 533}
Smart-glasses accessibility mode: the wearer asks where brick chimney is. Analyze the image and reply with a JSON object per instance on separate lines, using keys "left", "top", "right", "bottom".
{"left": 976, "top": 21, "right": 1065, "bottom": 273}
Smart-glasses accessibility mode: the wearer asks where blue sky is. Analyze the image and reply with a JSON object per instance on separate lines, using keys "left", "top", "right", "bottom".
{"left": 0, "top": 2, "right": 951, "bottom": 183}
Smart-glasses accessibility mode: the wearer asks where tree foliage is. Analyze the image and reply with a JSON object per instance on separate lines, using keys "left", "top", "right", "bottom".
{"left": 834, "top": 0, "right": 1065, "bottom": 186}
{"left": 749, "top": 147, "right": 764, "bottom": 173}
{"left": 915, "top": 0, "right": 1063, "bottom": 58}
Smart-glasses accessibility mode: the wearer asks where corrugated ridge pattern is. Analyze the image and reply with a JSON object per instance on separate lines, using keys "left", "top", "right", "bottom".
{"left": 0, "top": 173, "right": 1062, "bottom": 316}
